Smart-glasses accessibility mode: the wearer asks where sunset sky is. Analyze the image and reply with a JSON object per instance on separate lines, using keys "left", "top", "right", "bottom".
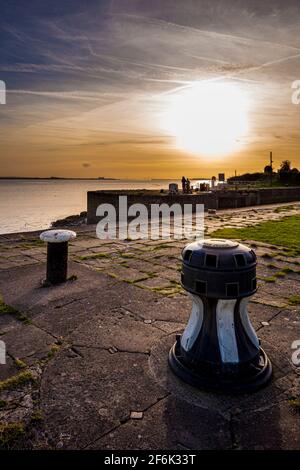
{"left": 0, "top": 0, "right": 300, "bottom": 178}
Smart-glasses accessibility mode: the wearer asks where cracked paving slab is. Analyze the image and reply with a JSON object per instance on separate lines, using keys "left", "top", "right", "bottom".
{"left": 40, "top": 347, "right": 166, "bottom": 450}
{"left": 3, "top": 324, "right": 54, "bottom": 365}
{"left": 70, "top": 313, "right": 164, "bottom": 355}
{"left": 149, "top": 333, "right": 298, "bottom": 423}
{"left": 232, "top": 399, "right": 300, "bottom": 450}
{"left": 0, "top": 202, "right": 300, "bottom": 450}
{"left": 88, "top": 395, "right": 232, "bottom": 450}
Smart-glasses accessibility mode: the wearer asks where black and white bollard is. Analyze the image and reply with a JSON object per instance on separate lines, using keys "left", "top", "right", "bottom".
{"left": 169, "top": 239, "right": 272, "bottom": 393}
{"left": 40, "top": 229, "right": 76, "bottom": 285}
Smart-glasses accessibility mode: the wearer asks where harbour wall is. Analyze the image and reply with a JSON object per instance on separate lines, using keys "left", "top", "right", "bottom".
{"left": 87, "top": 187, "right": 300, "bottom": 224}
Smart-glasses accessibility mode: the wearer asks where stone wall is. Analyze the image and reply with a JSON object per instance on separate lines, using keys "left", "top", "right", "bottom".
{"left": 258, "top": 187, "right": 300, "bottom": 204}
{"left": 87, "top": 187, "right": 300, "bottom": 224}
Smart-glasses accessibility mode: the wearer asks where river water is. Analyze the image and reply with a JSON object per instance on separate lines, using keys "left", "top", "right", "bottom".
{"left": 0, "top": 179, "right": 209, "bottom": 234}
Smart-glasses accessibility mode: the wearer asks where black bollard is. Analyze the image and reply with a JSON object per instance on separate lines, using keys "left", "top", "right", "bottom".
{"left": 169, "top": 239, "right": 272, "bottom": 394}
{"left": 40, "top": 230, "right": 76, "bottom": 285}
{"left": 46, "top": 241, "right": 68, "bottom": 284}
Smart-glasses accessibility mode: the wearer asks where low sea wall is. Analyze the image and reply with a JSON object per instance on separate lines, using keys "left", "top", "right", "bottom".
{"left": 87, "top": 187, "right": 300, "bottom": 224}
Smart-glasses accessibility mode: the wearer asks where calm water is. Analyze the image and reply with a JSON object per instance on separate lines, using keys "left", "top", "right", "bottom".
{"left": 0, "top": 179, "right": 208, "bottom": 234}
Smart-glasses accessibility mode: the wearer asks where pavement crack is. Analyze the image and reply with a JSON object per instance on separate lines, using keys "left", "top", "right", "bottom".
{"left": 82, "top": 419, "right": 130, "bottom": 449}
{"left": 229, "top": 412, "right": 239, "bottom": 450}
{"left": 70, "top": 346, "right": 85, "bottom": 358}
{"left": 267, "top": 308, "right": 284, "bottom": 322}
{"left": 83, "top": 393, "right": 170, "bottom": 449}
{"left": 256, "top": 309, "right": 285, "bottom": 333}
{"left": 116, "top": 348, "right": 150, "bottom": 356}
{"left": 71, "top": 343, "right": 150, "bottom": 356}
{"left": 140, "top": 392, "right": 171, "bottom": 415}
{"left": 151, "top": 322, "right": 169, "bottom": 333}
{"left": 54, "top": 297, "right": 87, "bottom": 309}
{"left": 30, "top": 321, "right": 59, "bottom": 341}
{"left": 176, "top": 441, "right": 192, "bottom": 451}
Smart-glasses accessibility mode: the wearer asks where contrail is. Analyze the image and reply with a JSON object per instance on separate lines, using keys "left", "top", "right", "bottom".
{"left": 115, "top": 13, "right": 300, "bottom": 53}
{"left": 158, "top": 51, "right": 300, "bottom": 97}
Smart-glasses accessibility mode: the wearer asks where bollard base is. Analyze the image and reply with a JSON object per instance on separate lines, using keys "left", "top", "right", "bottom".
{"left": 168, "top": 337, "right": 272, "bottom": 394}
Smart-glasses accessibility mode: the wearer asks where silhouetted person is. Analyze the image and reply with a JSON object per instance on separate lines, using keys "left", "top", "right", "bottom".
{"left": 186, "top": 178, "right": 191, "bottom": 193}
{"left": 181, "top": 176, "right": 186, "bottom": 193}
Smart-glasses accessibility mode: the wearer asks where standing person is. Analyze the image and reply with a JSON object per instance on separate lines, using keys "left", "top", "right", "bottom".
{"left": 186, "top": 178, "right": 191, "bottom": 193}
{"left": 181, "top": 176, "right": 186, "bottom": 193}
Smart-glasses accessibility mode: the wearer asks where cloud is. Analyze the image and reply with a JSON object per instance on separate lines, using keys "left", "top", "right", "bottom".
{"left": 1, "top": 0, "right": 300, "bottom": 176}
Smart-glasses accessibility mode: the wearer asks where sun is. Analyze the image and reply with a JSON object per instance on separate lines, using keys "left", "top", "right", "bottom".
{"left": 162, "top": 81, "right": 249, "bottom": 157}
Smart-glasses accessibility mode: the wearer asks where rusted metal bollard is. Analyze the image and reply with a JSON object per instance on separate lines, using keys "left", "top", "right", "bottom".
{"left": 40, "top": 229, "right": 76, "bottom": 285}
{"left": 169, "top": 239, "right": 272, "bottom": 393}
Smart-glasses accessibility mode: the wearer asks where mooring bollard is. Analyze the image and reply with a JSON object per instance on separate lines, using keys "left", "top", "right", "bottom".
{"left": 40, "top": 229, "right": 76, "bottom": 285}
{"left": 169, "top": 239, "right": 272, "bottom": 393}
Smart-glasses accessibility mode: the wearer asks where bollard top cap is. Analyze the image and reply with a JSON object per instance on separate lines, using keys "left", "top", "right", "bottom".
{"left": 182, "top": 238, "right": 256, "bottom": 270}
{"left": 40, "top": 229, "right": 76, "bottom": 243}
{"left": 202, "top": 239, "right": 239, "bottom": 249}
{"left": 181, "top": 238, "right": 257, "bottom": 298}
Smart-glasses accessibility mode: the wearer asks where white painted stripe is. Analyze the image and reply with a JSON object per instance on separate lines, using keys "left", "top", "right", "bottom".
{"left": 181, "top": 295, "right": 204, "bottom": 352}
{"left": 239, "top": 297, "right": 259, "bottom": 349}
{"left": 216, "top": 299, "right": 239, "bottom": 363}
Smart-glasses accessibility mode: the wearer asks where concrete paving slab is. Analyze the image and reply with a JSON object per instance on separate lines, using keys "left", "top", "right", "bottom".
{"left": 90, "top": 396, "right": 232, "bottom": 450}
{"left": 232, "top": 399, "right": 300, "bottom": 450}
{"left": 3, "top": 324, "right": 54, "bottom": 364}
{"left": 40, "top": 347, "right": 166, "bottom": 449}
{"left": 70, "top": 313, "right": 164, "bottom": 354}
{"left": 0, "top": 203, "right": 299, "bottom": 450}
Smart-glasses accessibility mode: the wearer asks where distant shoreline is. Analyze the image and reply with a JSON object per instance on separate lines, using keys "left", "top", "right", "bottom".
{"left": 0, "top": 177, "right": 209, "bottom": 181}
{"left": 0, "top": 177, "right": 120, "bottom": 181}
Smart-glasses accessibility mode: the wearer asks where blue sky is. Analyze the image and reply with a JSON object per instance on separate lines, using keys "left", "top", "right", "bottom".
{"left": 0, "top": 0, "right": 300, "bottom": 177}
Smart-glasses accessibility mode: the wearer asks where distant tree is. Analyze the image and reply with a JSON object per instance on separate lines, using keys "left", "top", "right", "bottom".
{"left": 290, "top": 167, "right": 300, "bottom": 185}
{"left": 278, "top": 160, "right": 300, "bottom": 185}
{"left": 227, "top": 172, "right": 265, "bottom": 183}
{"left": 264, "top": 165, "right": 272, "bottom": 174}
{"left": 227, "top": 160, "right": 300, "bottom": 186}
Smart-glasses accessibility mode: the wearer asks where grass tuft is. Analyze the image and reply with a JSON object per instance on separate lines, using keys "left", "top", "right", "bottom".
{"left": 261, "top": 253, "right": 274, "bottom": 259}
{"left": 288, "top": 296, "right": 300, "bottom": 305}
{"left": 0, "top": 371, "right": 36, "bottom": 392}
{"left": 264, "top": 276, "right": 277, "bottom": 283}
{"left": 266, "top": 263, "right": 277, "bottom": 269}
{"left": 274, "top": 271, "right": 286, "bottom": 278}
{"left": 79, "top": 252, "right": 108, "bottom": 261}
{"left": 21, "top": 239, "right": 44, "bottom": 249}
{"left": 30, "top": 410, "right": 44, "bottom": 423}
{"left": 47, "top": 344, "right": 60, "bottom": 359}
{"left": 289, "top": 398, "right": 300, "bottom": 412}
{"left": 0, "top": 295, "right": 31, "bottom": 324}
{"left": 0, "top": 296, "right": 18, "bottom": 315}
{"left": 274, "top": 205, "right": 296, "bottom": 213}
{"left": 14, "top": 358, "right": 26, "bottom": 369}
{"left": 0, "top": 422, "right": 25, "bottom": 449}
